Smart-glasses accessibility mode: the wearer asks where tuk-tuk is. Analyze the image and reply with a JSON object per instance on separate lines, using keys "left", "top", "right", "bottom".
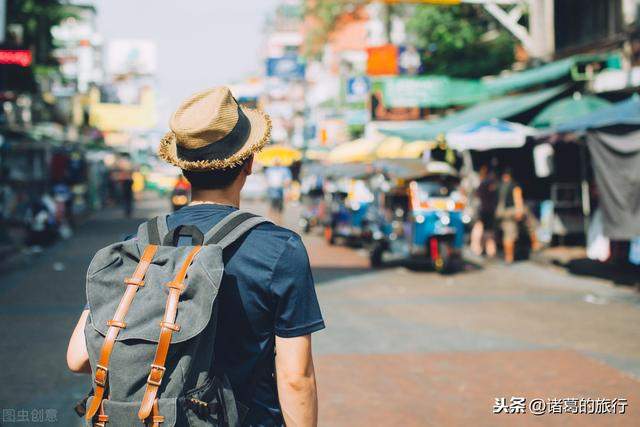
{"left": 323, "top": 176, "right": 375, "bottom": 246}
{"left": 369, "top": 162, "right": 466, "bottom": 273}
{"left": 298, "top": 165, "right": 326, "bottom": 234}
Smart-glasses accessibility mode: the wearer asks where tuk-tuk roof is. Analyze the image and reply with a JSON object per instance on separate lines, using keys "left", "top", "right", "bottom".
{"left": 389, "top": 161, "right": 460, "bottom": 187}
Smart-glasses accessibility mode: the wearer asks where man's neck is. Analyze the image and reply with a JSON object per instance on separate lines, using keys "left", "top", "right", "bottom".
{"left": 190, "top": 188, "right": 240, "bottom": 208}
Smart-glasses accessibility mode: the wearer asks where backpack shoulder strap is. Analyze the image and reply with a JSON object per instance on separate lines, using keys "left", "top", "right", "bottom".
{"left": 137, "top": 214, "right": 170, "bottom": 246}
{"left": 204, "top": 210, "right": 271, "bottom": 248}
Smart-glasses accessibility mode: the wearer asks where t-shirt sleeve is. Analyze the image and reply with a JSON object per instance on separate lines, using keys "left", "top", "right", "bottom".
{"left": 270, "top": 234, "right": 325, "bottom": 338}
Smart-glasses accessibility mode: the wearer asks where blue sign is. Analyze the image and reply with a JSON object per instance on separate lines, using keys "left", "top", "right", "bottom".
{"left": 346, "top": 76, "right": 370, "bottom": 102}
{"left": 266, "top": 56, "right": 306, "bottom": 79}
{"left": 398, "top": 46, "right": 424, "bottom": 75}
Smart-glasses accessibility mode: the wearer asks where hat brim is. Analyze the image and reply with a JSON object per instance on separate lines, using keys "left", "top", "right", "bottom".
{"left": 158, "top": 107, "right": 272, "bottom": 171}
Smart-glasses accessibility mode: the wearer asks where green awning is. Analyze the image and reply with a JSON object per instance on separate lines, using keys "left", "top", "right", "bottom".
{"left": 380, "top": 76, "right": 488, "bottom": 108}
{"left": 530, "top": 94, "right": 612, "bottom": 128}
{"left": 483, "top": 53, "right": 617, "bottom": 95}
{"left": 381, "top": 85, "right": 567, "bottom": 141}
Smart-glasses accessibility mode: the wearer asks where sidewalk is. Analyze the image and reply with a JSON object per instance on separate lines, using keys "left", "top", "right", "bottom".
{"left": 533, "top": 246, "right": 640, "bottom": 289}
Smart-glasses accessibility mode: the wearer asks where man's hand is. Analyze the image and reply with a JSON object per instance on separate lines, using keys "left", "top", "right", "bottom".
{"left": 275, "top": 335, "right": 318, "bottom": 427}
{"left": 67, "top": 309, "right": 91, "bottom": 373}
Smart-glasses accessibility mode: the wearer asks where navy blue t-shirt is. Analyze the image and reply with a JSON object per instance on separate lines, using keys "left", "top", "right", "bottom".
{"left": 169, "top": 204, "right": 323, "bottom": 425}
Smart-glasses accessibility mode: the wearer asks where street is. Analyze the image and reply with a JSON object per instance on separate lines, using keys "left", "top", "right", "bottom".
{"left": 0, "top": 194, "right": 638, "bottom": 426}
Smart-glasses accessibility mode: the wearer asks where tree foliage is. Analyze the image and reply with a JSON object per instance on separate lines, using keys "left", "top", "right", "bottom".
{"left": 303, "top": 0, "right": 367, "bottom": 58}
{"left": 406, "top": 4, "right": 515, "bottom": 78}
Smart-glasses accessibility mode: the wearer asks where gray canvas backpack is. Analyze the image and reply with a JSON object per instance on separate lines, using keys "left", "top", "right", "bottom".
{"left": 83, "top": 210, "right": 270, "bottom": 427}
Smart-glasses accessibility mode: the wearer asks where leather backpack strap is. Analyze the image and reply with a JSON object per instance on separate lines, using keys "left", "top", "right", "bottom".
{"left": 86, "top": 244, "right": 159, "bottom": 421}
{"left": 138, "top": 246, "right": 202, "bottom": 421}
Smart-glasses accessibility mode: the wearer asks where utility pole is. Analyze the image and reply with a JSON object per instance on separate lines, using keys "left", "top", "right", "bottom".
{"left": 0, "top": 0, "right": 6, "bottom": 44}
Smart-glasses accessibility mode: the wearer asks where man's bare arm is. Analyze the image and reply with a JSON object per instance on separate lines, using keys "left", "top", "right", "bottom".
{"left": 67, "top": 309, "right": 91, "bottom": 373}
{"left": 275, "top": 335, "right": 318, "bottom": 427}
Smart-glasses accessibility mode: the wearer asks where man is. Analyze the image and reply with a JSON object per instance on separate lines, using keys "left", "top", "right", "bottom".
{"left": 470, "top": 165, "right": 497, "bottom": 258}
{"left": 496, "top": 168, "right": 539, "bottom": 263}
{"left": 67, "top": 87, "right": 324, "bottom": 427}
{"left": 265, "top": 159, "right": 292, "bottom": 222}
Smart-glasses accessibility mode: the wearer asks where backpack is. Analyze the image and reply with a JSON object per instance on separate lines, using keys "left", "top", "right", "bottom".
{"left": 83, "top": 210, "right": 270, "bottom": 427}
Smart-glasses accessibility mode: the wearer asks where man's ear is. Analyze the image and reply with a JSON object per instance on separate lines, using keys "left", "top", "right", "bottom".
{"left": 244, "top": 156, "right": 254, "bottom": 176}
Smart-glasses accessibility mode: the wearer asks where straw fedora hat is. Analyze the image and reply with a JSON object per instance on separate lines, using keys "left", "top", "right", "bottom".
{"left": 158, "top": 86, "right": 271, "bottom": 171}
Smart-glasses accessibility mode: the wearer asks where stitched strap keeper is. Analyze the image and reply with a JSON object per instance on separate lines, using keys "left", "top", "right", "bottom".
{"left": 106, "top": 320, "right": 126, "bottom": 328}
{"left": 159, "top": 321, "right": 180, "bottom": 331}
{"left": 165, "top": 281, "right": 184, "bottom": 291}
{"left": 124, "top": 277, "right": 144, "bottom": 287}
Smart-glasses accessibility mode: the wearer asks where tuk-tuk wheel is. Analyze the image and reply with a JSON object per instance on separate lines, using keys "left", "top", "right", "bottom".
{"left": 370, "top": 244, "right": 384, "bottom": 268}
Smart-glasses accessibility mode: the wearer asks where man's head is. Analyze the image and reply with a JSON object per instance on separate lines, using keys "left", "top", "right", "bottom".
{"left": 182, "top": 155, "right": 253, "bottom": 192}
{"left": 158, "top": 86, "right": 271, "bottom": 182}
{"left": 501, "top": 167, "right": 513, "bottom": 182}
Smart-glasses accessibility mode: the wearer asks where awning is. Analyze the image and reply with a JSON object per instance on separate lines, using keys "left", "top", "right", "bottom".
{"left": 382, "top": 85, "right": 566, "bottom": 141}
{"left": 446, "top": 119, "right": 538, "bottom": 151}
{"left": 375, "top": 137, "right": 405, "bottom": 159}
{"left": 530, "top": 94, "right": 611, "bottom": 128}
{"left": 553, "top": 96, "right": 640, "bottom": 133}
{"left": 380, "top": 76, "right": 488, "bottom": 108}
{"left": 483, "top": 54, "right": 612, "bottom": 95}
{"left": 328, "top": 138, "right": 378, "bottom": 164}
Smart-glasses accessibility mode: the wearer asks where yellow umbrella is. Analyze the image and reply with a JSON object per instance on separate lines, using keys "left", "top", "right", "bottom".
{"left": 400, "top": 140, "right": 433, "bottom": 159}
{"left": 256, "top": 144, "right": 302, "bottom": 167}
{"left": 328, "top": 138, "right": 378, "bottom": 164}
{"left": 375, "top": 137, "right": 405, "bottom": 159}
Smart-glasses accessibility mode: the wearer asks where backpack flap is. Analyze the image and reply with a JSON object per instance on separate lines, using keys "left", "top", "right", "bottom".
{"left": 86, "top": 241, "right": 224, "bottom": 344}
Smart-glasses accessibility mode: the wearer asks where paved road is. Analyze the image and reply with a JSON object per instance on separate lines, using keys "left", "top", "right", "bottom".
{"left": 1, "top": 194, "right": 638, "bottom": 426}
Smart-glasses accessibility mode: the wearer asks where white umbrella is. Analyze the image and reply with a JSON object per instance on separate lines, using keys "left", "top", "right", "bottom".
{"left": 446, "top": 119, "right": 538, "bottom": 151}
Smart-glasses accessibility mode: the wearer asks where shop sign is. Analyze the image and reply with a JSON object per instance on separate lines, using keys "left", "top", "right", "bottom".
{"left": 346, "top": 76, "right": 371, "bottom": 102}
{"left": 266, "top": 56, "right": 305, "bottom": 79}
{"left": 0, "top": 50, "right": 32, "bottom": 67}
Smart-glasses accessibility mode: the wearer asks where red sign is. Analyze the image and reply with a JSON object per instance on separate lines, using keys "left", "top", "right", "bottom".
{"left": 0, "top": 50, "right": 33, "bottom": 67}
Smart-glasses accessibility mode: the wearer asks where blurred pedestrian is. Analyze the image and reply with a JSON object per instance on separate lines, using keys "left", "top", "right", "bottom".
{"left": 496, "top": 168, "right": 522, "bottom": 263}
{"left": 265, "top": 158, "right": 292, "bottom": 222}
{"left": 470, "top": 165, "right": 497, "bottom": 258}
{"left": 496, "top": 168, "right": 540, "bottom": 263}
{"left": 113, "top": 153, "right": 135, "bottom": 217}
{"left": 67, "top": 87, "right": 322, "bottom": 427}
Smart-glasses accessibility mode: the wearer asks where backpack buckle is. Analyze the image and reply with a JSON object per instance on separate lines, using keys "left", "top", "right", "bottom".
{"left": 147, "top": 364, "right": 166, "bottom": 387}
{"left": 94, "top": 364, "right": 108, "bottom": 387}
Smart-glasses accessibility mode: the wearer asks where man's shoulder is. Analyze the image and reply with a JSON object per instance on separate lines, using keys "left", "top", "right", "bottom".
{"left": 248, "top": 221, "right": 304, "bottom": 248}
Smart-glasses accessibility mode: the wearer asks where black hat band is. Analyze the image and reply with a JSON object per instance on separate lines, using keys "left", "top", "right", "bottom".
{"left": 176, "top": 107, "right": 251, "bottom": 162}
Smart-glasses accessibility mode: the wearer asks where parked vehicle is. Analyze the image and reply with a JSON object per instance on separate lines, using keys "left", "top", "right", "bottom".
{"left": 323, "top": 177, "right": 375, "bottom": 246}
{"left": 369, "top": 162, "right": 466, "bottom": 273}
